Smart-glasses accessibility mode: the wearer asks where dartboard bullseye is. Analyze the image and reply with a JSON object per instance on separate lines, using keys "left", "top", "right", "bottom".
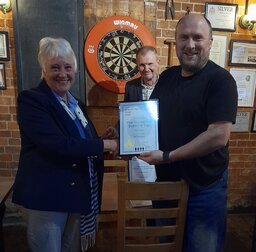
{"left": 84, "top": 16, "right": 155, "bottom": 93}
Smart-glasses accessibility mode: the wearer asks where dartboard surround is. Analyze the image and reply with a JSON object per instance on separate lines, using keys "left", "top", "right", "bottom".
{"left": 84, "top": 16, "right": 155, "bottom": 93}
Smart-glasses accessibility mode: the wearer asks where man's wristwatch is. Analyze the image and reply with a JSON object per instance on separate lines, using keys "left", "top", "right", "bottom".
{"left": 162, "top": 151, "right": 171, "bottom": 163}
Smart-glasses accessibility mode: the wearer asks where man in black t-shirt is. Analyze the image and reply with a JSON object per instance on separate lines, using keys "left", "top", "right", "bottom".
{"left": 139, "top": 14, "right": 238, "bottom": 252}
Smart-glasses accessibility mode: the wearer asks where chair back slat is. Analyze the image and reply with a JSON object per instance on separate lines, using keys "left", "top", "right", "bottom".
{"left": 125, "top": 225, "right": 177, "bottom": 236}
{"left": 125, "top": 181, "right": 183, "bottom": 200}
{"left": 126, "top": 208, "right": 178, "bottom": 219}
{"left": 125, "top": 242, "right": 176, "bottom": 252}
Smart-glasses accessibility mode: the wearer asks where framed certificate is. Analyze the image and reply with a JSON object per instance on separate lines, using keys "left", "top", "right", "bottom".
{"left": 228, "top": 40, "right": 256, "bottom": 67}
{"left": 252, "top": 110, "right": 256, "bottom": 132}
{"left": 209, "top": 34, "right": 228, "bottom": 67}
{"left": 230, "top": 68, "right": 256, "bottom": 107}
{"left": 0, "top": 63, "right": 6, "bottom": 90}
{"left": 0, "top": 31, "right": 10, "bottom": 61}
{"left": 204, "top": 3, "right": 238, "bottom": 31}
{"left": 231, "top": 111, "right": 250, "bottom": 132}
{"left": 119, "top": 100, "right": 159, "bottom": 155}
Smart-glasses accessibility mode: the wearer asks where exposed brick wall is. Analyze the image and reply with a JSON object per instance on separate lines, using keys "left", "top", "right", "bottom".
{"left": 229, "top": 134, "right": 256, "bottom": 208}
{"left": 0, "top": 11, "right": 19, "bottom": 178}
{"left": 0, "top": 0, "right": 255, "bottom": 209}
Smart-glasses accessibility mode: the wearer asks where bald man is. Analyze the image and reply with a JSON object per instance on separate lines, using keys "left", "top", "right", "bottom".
{"left": 140, "top": 14, "right": 238, "bottom": 252}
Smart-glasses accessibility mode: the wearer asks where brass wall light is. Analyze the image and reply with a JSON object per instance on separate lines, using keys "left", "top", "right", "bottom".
{"left": 0, "top": 0, "right": 11, "bottom": 14}
{"left": 239, "top": 0, "right": 256, "bottom": 34}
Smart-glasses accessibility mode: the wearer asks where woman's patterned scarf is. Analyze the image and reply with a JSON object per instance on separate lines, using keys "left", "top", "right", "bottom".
{"left": 60, "top": 100, "right": 99, "bottom": 251}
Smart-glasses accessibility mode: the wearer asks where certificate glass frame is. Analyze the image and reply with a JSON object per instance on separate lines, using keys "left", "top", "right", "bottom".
{"left": 119, "top": 100, "right": 159, "bottom": 156}
{"left": 0, "top": 31, "right": 10, "bottom": 61}
{"left": 209, "top": 33, "right": 228, "bottom": 67}
{"left": 228, "top": 40, "right": 256, "bottom": 67}
{"left": 231, "top": 111, "right": 251, "bottom": 132}
{"left": 204, "top": 3, "right": 238, "bottom": 32}
{"left": 230, "top": 68, "right": 256, "bottom": 107}
{"left": 252, "top": 110, "right": 256, "bottom": 132}
{"left": 0, "top": 63, "right": 6, "bottom": 90}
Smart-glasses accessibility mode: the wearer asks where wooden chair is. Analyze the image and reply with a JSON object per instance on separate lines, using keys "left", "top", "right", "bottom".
{"left": 117, "top": 174, "right": 189, "bottom": 252}
{"left": 99, "top": 159, "right": 128, "bottom": 222}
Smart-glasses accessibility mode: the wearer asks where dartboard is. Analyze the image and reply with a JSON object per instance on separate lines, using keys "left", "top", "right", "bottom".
{"left": 98, "top": 30, "right": 142, "bottom": 81}
{"left": 84, "top": 16, "right": 155, "bottom": 93}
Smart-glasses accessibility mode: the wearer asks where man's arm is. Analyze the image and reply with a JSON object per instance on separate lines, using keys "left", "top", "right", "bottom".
{"left": 139, "top": 121, "right": 232, "bottom": 165}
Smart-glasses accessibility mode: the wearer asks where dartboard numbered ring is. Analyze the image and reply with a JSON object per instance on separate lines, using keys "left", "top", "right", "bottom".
{"left": 84, "top": 16, "right": 155, "bottom": 93}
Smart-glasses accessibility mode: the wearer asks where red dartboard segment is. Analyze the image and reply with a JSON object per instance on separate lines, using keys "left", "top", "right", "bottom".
{"left": 84, "top": 15, "right": 156, "bottom": 94}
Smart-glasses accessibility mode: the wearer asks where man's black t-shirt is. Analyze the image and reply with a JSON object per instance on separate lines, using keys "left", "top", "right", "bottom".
{"left": 151, "top": 61, "right": 238, "bottom": 190}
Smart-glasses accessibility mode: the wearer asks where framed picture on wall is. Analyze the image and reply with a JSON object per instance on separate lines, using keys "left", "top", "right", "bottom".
{"left": 228, "top": 40, "right": 256, "bottom": 67}
{"left": 0, "top": 63, "right": 6, "bottom": 90}
{"left": 205, "top": 3, "right": 238, "bottom": 31}
{"left": 252, "top": 110, "right": 256, "bottom": 132}
{"left": 209, "top": 34, "right": 228, "bottom": 67}
{"left": 230, "top": 68, "right": 256, "bottom": 107}
{"left": 231, "top": 111, "right": 251, "bottom": 132}
{"left": 0, "top": 31, "right": 10, "bottom": 61}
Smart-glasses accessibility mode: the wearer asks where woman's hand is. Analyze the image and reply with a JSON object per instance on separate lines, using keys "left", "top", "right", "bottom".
{"left": 102, "top": 127, "right": 119, "bottom": 139}
{"left": 103, "top": 139, "right": 118, "bottom": 154}
{"left": 138, "top": 150, "right": 164, "bottom": 165}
